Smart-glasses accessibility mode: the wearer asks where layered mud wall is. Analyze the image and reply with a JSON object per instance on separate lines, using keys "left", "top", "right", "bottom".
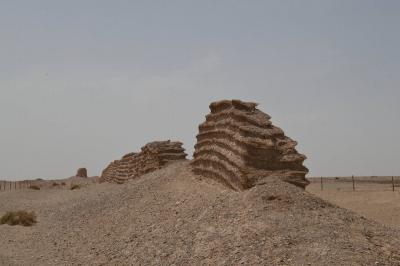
{"left": 192, "top": 100, "right": 309, "bottom": 190}
{"left": 76, "top": 168, "right": 88, "bottom": 178}
{"left": 102, "top": 140, "right": 187, "bottom": 184}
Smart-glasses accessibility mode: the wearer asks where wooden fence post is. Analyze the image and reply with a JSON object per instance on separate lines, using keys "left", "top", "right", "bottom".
{"left": 352, "top": 175, "right": 355, "bottom": 191}
{"left": 320, "top": 177, "right": 323, "bottom": 191}
{"left": 392, "top": 176, "right": 395, "bottom": 192}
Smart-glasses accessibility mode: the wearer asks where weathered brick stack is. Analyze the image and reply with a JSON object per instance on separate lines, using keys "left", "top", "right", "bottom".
{"left": 101, "top": 140, "right": 187, "bottom": 184}
{"left": 191, "top": 99, "right": 309, "bottom": 190}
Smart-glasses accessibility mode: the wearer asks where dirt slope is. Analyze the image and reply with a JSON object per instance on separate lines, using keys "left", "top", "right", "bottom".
{"left": 1, "top": 161, "right": 400, "bottom": 265}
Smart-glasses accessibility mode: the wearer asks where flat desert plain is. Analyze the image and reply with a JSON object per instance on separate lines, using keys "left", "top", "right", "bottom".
{"left": 307, "top": 177, "right": 400, "bottom": 229}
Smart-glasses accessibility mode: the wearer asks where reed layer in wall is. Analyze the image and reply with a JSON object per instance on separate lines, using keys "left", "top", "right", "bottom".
{"left": 102, "top": 140, "right": 187, "bottom": 184}
{"left": 192, "top": 100, "right": 309, "bottom": 190}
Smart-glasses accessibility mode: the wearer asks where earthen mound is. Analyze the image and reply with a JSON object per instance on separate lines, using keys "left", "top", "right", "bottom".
{"left": 192, "top": 99, "right": 309, "bottom": 190}
{"left": 76, "top": 168, "right": 88, "bottom": 178}
{"left": 2, "top": 162, "right": 400, "bottom": 265}
{"left": 101, "top": 140, "right": 187, "bottom": 183}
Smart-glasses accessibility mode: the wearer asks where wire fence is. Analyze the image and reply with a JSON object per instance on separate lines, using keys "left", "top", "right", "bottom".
{"left": 0, "top": 179, "right": 87, "bottom": 191}
{"left": 0, "top": 180, "right": 34, "bottom": 191}
{"left": 2, "top": 176, "right": 399, "bottom": 192}
{"left": 309, "top": 176, "right": 400, "bottom": 192}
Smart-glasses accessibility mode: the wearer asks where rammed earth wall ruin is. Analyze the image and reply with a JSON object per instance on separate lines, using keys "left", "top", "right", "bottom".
{"left": 101, "top": 140, "right": 187, "bottom": 184}
{"left": 191, "top": 100, "right": 309, "bottom": 190}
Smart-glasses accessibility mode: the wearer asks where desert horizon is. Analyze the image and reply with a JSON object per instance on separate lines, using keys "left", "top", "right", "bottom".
{"left": 1, "top": 99, "right": 400, "bottom": 265}
{"left": 1, "top": 1, "right": 400, "bottom": 265}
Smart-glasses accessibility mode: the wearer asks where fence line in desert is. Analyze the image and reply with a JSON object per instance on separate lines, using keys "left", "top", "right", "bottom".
{"left": 315, "top": 176, "right": 399, "bottom": 192}
{"left": 0, "top": 180, "right": 33, "bottom": 191}
{"left": 2, "top": 176, "right": 398, "bottom": 192}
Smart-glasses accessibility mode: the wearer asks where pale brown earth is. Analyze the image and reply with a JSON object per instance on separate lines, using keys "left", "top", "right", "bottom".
{"left": 307, "top": 177, "right": 400, "bottom": 229}
{"left": 1, "top": 162, "right": 400, "bottom": 265}
{"left": 24, "top": 176, "right": 100, "bottom": 189}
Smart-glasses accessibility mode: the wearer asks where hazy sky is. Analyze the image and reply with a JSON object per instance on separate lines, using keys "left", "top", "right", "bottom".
{"left": 1, "top": 1, "right": 399, "bottom": 180}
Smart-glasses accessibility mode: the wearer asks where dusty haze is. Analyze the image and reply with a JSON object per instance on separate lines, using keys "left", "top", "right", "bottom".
{"left": 0, "top": 1, "right": 399, "bottom": 179}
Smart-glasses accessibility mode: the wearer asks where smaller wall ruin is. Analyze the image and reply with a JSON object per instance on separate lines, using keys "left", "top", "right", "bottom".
{"left": 76, "top": 168, "right": 88, "bottom": 178}
{"left": 101, "top": 140, "right": 187, "bottom": 184}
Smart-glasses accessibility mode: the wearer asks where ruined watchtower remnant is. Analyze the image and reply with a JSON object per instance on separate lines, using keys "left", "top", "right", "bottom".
{"left": 101, "top": 140, "right": 187, "bottom": 184}
{"left": 76, "top": 168, "right": 88, "bottom": 178}
{"left": 191, "top": 100, "right": 309, "bottom": 190}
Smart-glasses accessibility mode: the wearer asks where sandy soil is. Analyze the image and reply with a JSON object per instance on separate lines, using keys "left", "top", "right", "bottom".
{"left": 1, "top": 163, "right": 400, "bottom": 265}
{"left": 307, "top": 180, "right": 400, "bottom": 229}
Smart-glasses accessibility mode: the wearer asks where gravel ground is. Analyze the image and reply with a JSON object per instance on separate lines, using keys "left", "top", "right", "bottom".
{"left": 307, "top": 181, "right": 400, "bottom": 229}
{"left": 1, "top": 161, "right": 400, "bottom": 265}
